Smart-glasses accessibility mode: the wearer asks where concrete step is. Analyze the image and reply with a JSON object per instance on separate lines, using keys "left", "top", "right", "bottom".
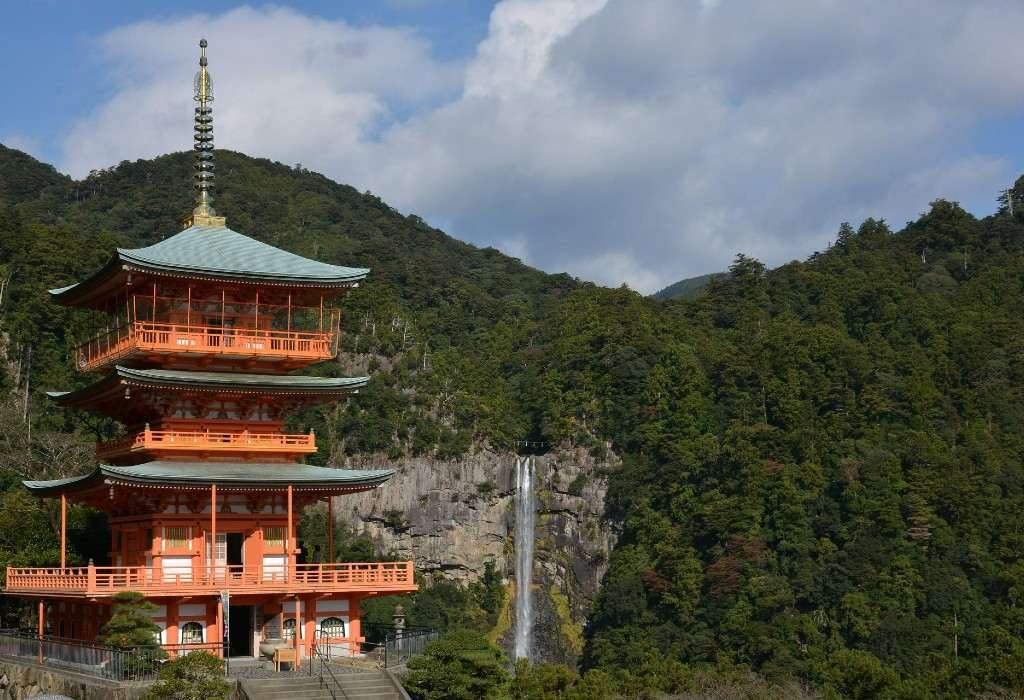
{"left": 240, "top": 670, "right": 403, "bottom": 700}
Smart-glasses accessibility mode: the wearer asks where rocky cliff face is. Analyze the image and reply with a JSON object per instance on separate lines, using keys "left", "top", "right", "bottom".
{"left": 336, "top": 446, "right": 617, "bottom": 665}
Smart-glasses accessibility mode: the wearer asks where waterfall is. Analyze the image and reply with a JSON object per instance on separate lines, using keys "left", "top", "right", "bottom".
{"left": 514, "top": 455, "right": 536, "bottom": 660}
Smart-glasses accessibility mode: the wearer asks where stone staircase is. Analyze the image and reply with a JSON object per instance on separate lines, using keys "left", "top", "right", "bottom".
{"left": 239, "top": 668, "right": 406, "bottom": 700}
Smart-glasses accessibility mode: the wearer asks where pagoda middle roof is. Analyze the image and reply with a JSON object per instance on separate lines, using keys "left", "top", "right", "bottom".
{"left": 48, "top": 366, "right": 368, "bottom": 410}
{"left": 50, "top": 224, "right": 370, "bottom": 306}
{"left": 24, "top": 461, "right": 395, "bottom": 496}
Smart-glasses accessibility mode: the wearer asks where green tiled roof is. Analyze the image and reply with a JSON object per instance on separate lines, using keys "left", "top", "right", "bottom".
{"left": 50, "top": 225, "right": 369, "bottom": 303}
{"left": 25, "top": 461, "right": 395, "bottom": 495}
{"left": 114, "top": 366, "right": 368, "bottom": 392}
{"left": 48, "top": 366, "right": 368, "bottom": 406}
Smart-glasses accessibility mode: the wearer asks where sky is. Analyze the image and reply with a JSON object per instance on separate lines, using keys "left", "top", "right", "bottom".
{"left": 4, "top": 1, "right": 1024, "bottom": 294}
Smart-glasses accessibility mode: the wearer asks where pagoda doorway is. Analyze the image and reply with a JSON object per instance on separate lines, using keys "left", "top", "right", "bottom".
{"left": 226, "top": 533, "right": 244, "bottom": 567}
{"left": 229, "top": 604, "right": 254, "bottom": 657}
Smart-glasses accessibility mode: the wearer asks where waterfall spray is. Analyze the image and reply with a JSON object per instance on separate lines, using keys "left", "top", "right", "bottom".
{"left": 514, "top": 456, "right": 536, "bottom": 660}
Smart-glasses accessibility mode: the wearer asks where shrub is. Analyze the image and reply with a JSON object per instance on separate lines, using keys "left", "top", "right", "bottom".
{"left": 404, "top": 630, "right": 509, "bottom": 700}
{"left": 142, "top": 651, "right": 232, "bottom": 700}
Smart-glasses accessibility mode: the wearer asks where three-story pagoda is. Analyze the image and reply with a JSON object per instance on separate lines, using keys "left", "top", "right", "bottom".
{"left": 3, "top": 40, "right": 415, "bottom": 663}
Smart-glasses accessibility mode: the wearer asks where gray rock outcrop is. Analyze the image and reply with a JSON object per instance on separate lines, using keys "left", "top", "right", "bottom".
{"left": 336, "top": 445, "right": 618, "bottom": 665}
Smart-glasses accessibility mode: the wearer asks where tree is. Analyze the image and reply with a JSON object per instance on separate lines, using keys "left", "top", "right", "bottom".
{"left": 404, "top": 630, "right": 509, "bottom": 700}
{"left": 142, "top": 651, "right": 231, "bottom": 700}
{"left": 98, "top": 591, "right": 163, "bottom": 651}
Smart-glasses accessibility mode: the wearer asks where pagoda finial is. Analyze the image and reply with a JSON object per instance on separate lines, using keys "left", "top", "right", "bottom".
{"left": 185, "top": 38, "right": 226, "bottom": 229}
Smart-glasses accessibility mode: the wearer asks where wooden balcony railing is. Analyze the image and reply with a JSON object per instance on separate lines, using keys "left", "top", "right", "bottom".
{"left": 96, "top": 428, "right": 317, "bottom": 459}
{"left": 5, "top": 561, "right": 416, "bottom": 597}
{"left": 77, "top": 321, "right": 337, "bottom": 372}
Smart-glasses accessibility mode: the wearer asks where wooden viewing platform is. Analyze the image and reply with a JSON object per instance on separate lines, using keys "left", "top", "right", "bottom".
{"left": 5, "top": 561, "right": 416, "bottom": 598}
{"left": 77, "top": 321, "right": 337, "bottom": 373}
{"left": 96, "top": 427, "right": 317, "bottom": 460}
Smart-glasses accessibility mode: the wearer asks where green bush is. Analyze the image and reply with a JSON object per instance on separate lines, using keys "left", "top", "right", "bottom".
{"left": 404, "top": 630, "right": 509, "bottom": 700}
{"left": 141, "top": 651, "right": 232, "bottom": 700}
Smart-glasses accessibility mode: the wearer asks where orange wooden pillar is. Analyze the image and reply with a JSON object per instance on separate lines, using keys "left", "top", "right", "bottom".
{"left": 303, "top": 596, "right": 316, "bottom": 660}
{"left": 37, "top": 599, "right": 45, "bottom": 663}
{"left": 326, "top": 496, "right": 333, "bottom": 564}
{"left": 210, "top": 483, "right": 217, "bottom": 578}
{"left": 166, "top": 601, "right": 179, "bottom": 649}
{"left": 60, "top": 494, "right": 67, "bottom": 569}
{"left": 293, "top": 594, "right": 301, "bottom": 670}
{"left": 286, "top": 485, "right": 294, "bottom": 570}
{"left": 350, "top": 595, "right": 362, "bottom": 655}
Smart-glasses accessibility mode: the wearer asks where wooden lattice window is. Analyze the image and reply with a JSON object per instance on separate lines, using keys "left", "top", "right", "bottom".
{"left": 320, "top": 616, "right": 345, "bottom": 639}
{"left": 264, "top": 527, "right": 285, "bottom": 548}
{"left": 181, "top": 621, "right": 204, "bottom": 644}
{"left": 164, "top": 527, "right": 190, "bottom": 550}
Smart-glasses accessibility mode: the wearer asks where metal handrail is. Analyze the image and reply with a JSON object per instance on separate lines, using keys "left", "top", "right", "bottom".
{"left": 362, "top": 623, "right": 439, "bottom": 668}
{"left": 309, "top": 633, "right": 350, "bottom": 700}
{"left": 0, "top": 629, "right": 164, "bottom": 681}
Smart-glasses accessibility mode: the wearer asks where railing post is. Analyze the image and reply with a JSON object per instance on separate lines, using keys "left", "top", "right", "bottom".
{"left": 87, "top": 559, "right": 96, "bottom": 594}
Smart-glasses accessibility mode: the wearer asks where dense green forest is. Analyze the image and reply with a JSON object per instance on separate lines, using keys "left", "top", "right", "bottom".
{"left": 2, "top": 143, "right": 1024, "bottom": 697}
{"left": 651, "top": 272, "right": 721, "bottom": 301}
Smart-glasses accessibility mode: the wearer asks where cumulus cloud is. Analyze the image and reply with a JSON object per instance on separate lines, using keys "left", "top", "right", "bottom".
{"left": 62, "top": 1, "right": 1024, "bottom": 292}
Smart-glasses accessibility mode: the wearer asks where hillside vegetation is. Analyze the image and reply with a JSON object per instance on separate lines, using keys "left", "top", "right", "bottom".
{"left": 2, "top": 144, "right": 1024, "bottom": 697}
{"left": 651, "top": 272, "right": 721, "bottom": 301}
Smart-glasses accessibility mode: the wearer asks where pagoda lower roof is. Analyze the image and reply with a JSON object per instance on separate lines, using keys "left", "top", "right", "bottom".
{"left": 49, "top": 224, "right": 370, "bottom": 308}
{"left": 24, "top": 461, "right": 395, "bottom": 496}
{"left": 49, "top": 366, "right": 368, "bottom": 408}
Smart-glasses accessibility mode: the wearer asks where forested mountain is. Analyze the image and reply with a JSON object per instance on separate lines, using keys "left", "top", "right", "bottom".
{"left": 2, "top": 143, "right": 1024, "bottom": 697}
{"left": 651, "top": 272, "right": 721, "bottom": 301}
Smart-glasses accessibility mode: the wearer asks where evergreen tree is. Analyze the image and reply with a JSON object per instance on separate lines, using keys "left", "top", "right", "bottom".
{"left": 142, "top": 651, "right": 231, "bottom": 700}
{"left": 404, "top": 630, "right": 510, "bottom": 700}
{"left": 98, "top": 591, "right": 163, "bottom": 651}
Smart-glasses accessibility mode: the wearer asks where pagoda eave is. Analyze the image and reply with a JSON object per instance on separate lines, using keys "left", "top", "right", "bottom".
{"left": 24, "top": 462, "right": 395, "bottom": 501}
{"left": 50, "top": 225, "right": 370, "bottom": 309}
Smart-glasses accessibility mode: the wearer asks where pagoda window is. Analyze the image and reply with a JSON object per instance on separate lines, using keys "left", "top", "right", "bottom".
{"left": 282, "top": 617, "right": 299, "bottom": 641}
{"left": 263, "top": 527, "right": 285, "bottom": 549}
{"left": 319, "top": 616, "right": 345, "bottom": 639}
{"left": 164, "top": 526, "right": 190, "bottom": 550}
{"left": 180, "top": 621, "right": 204, "bottom": 646}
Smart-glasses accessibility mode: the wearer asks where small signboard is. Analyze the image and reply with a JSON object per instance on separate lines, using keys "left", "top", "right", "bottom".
{"left": 220, "top": 590, "right": 230, "bottom": 669}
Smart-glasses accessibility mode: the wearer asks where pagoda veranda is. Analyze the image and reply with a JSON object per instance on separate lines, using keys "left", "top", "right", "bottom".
{"left": 2, "top": 40, "right": 416, "bottom": 663}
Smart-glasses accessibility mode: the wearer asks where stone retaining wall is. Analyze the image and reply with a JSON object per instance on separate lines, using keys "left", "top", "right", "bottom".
{"left": 0, "top": 658, "right": 150, "bottom": 700}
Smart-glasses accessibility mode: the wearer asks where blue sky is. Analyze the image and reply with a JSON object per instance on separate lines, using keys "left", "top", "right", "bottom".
{"left": 1, "top": 1, "right": 495, "bottom": 164}
{"left": 3, "top": 1, "right": 1024, "bottom": 292}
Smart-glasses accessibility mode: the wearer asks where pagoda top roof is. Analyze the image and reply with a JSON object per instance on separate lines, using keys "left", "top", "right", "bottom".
{"left": 50, "top": 224, "right": 370, "bottom": 307}
{"left": 24, "top": 461, "right": 395, "bottom": 496}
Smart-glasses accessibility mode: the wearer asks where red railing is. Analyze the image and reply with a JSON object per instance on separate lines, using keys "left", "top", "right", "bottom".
{"left": 96, "top": 428, "right": 317, "bottom": 459}
{"left": 77, "top": 321, "right": 337, "bottom": 372}
{"left": 5, "top": 561, "right": 416, "bottom": 597}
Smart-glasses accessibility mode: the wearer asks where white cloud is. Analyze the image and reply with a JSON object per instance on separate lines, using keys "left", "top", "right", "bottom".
{"left": 62, "top": 1, "right": 1024, "bottom": 292}
{"left": 2, "top": 133, "right": 43, "bottom": 160}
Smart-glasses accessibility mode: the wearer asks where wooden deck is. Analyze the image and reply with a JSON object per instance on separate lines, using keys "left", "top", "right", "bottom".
{"left": 96, "top": 427, "right": 317, "bottom": 460}
{"left": 78, "top": 321, "right": 336, "bottom": 372}
{"left": 5, "top": 561, "right": 416, "bottom": 598}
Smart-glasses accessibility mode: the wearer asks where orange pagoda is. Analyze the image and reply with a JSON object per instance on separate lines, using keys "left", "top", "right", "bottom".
{"left": 3, "top": 40, "right": 415, "bottom": 663}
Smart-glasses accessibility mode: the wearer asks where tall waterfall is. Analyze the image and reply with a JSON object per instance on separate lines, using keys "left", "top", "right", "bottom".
{"left": 513, "top": 456, "right": 536, "bottom": 660}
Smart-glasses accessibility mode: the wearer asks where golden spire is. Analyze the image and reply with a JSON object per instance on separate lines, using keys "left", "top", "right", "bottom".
{"left": 185, "top": 38, "right": 226, "bottom": 229}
